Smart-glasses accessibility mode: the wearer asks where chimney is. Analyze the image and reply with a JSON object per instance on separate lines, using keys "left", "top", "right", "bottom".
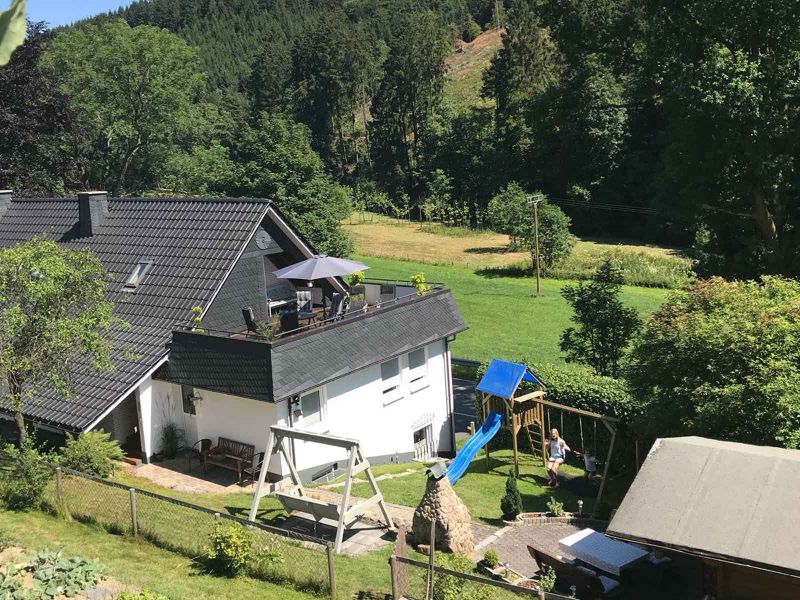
{"left": 0, "top": 190, "right": 11, "bottom": 218}
{"left": 78, "top": 191, "right": 108, "bottom": 237}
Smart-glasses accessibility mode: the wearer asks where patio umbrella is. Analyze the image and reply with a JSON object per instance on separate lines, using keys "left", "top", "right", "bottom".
{"left": 272, "top": 254, "right": 369, "bottom": 280}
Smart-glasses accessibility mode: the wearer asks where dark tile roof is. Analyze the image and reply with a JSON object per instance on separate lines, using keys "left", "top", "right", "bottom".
{"left": 155, "top": 289, "right": 468, "bottom": 401}
{"left": 0, "top": 197, "right": 270, "bottom": 430}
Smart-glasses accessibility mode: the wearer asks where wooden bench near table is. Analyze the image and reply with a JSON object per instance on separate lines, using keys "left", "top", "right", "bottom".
{"left": 203, "top": 437, "right": 262, "bottom": 485}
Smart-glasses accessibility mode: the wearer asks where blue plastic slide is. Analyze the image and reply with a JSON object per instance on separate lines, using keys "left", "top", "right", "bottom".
{"left": 445, "top": 411, "right": 503, "bottom": 485}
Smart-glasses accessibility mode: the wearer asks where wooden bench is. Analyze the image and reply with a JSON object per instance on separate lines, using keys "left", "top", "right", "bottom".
{"left": 529, "top": 546, "right": 623, "bottom": 599}
{"left": 203, "top": 437, "right": 258, "bottom": 484}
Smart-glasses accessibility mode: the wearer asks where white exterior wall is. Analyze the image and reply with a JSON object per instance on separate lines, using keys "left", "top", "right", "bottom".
{"left": 276, "top": 339, "right": 453, "bottom": 478}
{"left": 136, "top": 378, "right": 190, "bottom": 460}
{"left": 140, "top": 340, "right": 454, "bottom": 477}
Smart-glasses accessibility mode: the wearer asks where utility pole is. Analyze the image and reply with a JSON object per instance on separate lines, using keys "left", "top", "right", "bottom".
{"left": 530, "top": 194, "right": 544, "bottom": 297}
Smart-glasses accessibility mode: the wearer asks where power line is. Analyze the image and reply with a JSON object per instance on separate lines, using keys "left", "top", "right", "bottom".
{"left": 545, "top": 196, "right": 661, "bottom": 216}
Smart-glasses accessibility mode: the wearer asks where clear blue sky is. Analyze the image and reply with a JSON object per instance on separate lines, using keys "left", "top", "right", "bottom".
{"left": 27, "top": 0, "right": 133, "bottom": 28}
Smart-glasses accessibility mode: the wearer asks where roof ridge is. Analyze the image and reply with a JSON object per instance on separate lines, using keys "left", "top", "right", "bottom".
{"left": 13, "top": 197, "right": 273, "bottom": 204}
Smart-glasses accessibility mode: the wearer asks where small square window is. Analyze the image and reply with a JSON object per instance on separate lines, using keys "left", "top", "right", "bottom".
{"left": 301, "top": 390, "right": 322, "bottom": 425}
{"left": 123, "top": 261, "right": 153, "bottom": 290}
{"left": 181, "top": 385, "right": 196, "bottom": 415}
{"left": 381, "top": 357, "right": 402, "bottom": 404}
{"left": 408, "top": 347, "right": 428, "bottom": 392}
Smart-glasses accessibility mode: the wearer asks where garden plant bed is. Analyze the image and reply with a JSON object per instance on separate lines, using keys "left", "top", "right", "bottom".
{"left": 516, "top": 513, "right": 609, "bottom": 529}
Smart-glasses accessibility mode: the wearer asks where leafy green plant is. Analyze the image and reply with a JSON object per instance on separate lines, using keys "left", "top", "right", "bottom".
{"left": 204, "top": 523, "right": 254, "bottom": 576}
{"left": 1, "top": 440, "right": 50, "bottom": 510}
{"left": 546, "top": 497, "right": 565, "bottom": 517}
{"left": 433, "top": 553, "right": 488, "bottom": 600}
{"left": 190, "top": 305, "right": 204, "bottom": 332}
{"left": 58, "top": 430, "right": 124, "bottom": 477}
{"left": 159, "top": 423, "right": 184, "bottom": 460}
{"left": 348, "top": 270, "right": 365, "bottom": 287}
{"left": 482, "top": 550, "right": 499, "bottom": 568}
{"left": 117, "top": 590, "right": 170, "bottom": 600}
{"left": 0, "top": 0, "right": 26, "bottom": 66}
{"left": 538, "top": 565, "right": 556, "bottom": 593}
{"left": 0, "top": 549, "right": 106, "bottom": 599}
{"left": 410, "top": 272, "right": 430, "bottom": 295}
{"left": 499, "top": 471, "right": 523, "bottom": 519}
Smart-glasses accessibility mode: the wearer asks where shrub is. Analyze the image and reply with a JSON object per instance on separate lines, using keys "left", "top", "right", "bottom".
{"left": 546, "top": 497, "right": 565, "bottom": 517}
{"left": 117, "top": 591, "right": 170, "bottom": 600}
{"left": 538, "top": 565, "right": 557, "bottom": 592}
{"left": 1, "top": 441, "right": 50, "bottom": 510}
{"left": 159, "top": 423, "right": 184, "bottom": 460}
{"left": 560, "top": 260, "right": 642, "bottom": 377}
{"left": 500, "top": 471, "right": 523, "bottom": 519}
{"left": 58, "top": 430, "right": 124, "bottom": 477}
{"left": 204, "top": 522, "right": 254, "bottom": 576}
{"left": 433, "top": 553, "right": 488, "bottom": 600}
{"left": 628, "top": 277, "right": 800, "bottom": 448}
{"left": 348, "top": 270, "right": 365, "bottom": 287}
{"left": 482, "top": 549, "right": 499, "bottom": 568}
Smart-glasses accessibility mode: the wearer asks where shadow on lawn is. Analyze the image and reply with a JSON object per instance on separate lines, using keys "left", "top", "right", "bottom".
{"left": 475, "top": 264, "right": 531, "bottom": 278}
{"left": 463, "top": 245, "right": 514, "bottom": 255}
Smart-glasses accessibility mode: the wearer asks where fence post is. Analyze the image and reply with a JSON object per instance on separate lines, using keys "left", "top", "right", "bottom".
{"left": 129, "top": 488, "right": 138, "bottom": 537}
{"left": 425, "top": 519, "right": 436, "bottom": 600}
{"left": 326, "top": 543, "right": 336, "bottom": 600}
{"left": 389, "top": 555, "right": 399, "bottom": 600}
{"left": 55, "top": 467, "right": 63, "bottom": 506}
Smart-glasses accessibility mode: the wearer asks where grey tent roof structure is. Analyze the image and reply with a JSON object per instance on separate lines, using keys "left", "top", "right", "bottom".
{"left": 607, "top": 437, "right": 800, "bottom": 577}
{"left": 0, "top": 196, "right": 271, "bottom": 431}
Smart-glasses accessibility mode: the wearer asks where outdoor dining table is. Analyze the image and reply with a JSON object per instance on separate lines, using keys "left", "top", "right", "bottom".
{"left": 558, "top": 528, "right": 650, "bottom": 576}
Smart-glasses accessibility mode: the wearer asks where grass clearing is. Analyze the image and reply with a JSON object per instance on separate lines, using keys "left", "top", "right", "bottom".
{"left": 344, "top": 214, "right": 692, "bottom": 289}
{"left": 444, "top": 28, "right": 502, "bottom": 109}
{"left": 0, "top": 509, "right": 314, "bottom": 600}
{"left": 355, "top": 254, "right": 670, "bottom": 364}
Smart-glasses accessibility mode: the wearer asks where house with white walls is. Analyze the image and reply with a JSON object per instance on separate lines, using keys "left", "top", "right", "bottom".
{"left": 0, "top": 191, "right": 467, "bottom": 482}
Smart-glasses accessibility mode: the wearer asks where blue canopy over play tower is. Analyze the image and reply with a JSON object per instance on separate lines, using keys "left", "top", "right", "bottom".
{"left": 476, "top": 358, "right": 546, "bottom": 399}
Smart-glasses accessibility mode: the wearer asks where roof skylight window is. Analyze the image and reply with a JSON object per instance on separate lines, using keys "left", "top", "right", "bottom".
{"left": 123, "top": 261, "right": 153, "bottom": 291}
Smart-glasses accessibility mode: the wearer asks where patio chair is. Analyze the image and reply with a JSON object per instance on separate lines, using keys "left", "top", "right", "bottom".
{"left": 188, "top": 438, "right": 212, "bottom": 473}
{"left": 328, "top": 292, "right": 344, "bottom": 321}
{"left": 296, "top": 290, "right": 317, "bottom": 326}
{"left": 242, "top": 307, "right": 258, "bottom": 334}
{"left": 379, "top": 284, "right": 395, "bottom": 304}
{"left": 280, "top": 310, "right": 299, "bottom": 333}
{"left": 243, "top": 451, "right": 266, "bottom": 484}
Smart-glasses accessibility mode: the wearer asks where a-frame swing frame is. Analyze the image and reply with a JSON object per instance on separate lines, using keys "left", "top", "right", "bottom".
{"left": 248, "top": 425, "right": 395, "bottom": 554}
{"left": 480, "top": 390, "right": 619, "bottom": 515}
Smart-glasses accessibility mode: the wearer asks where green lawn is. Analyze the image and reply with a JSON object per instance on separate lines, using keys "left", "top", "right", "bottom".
{"left": 356, "top": 254, "right": 671, "bottom": 364}
{"left": 0, "top": 509, "right": 313, "bottom": 600}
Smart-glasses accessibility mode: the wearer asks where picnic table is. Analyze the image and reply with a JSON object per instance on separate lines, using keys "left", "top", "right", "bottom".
{"left": 559, "top": 528, "right": 649, "bottom": 576}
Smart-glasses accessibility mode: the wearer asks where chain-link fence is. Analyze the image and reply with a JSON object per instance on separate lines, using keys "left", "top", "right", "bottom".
{"left": 389, "top": 526, "right": 574, "bottom": 600}
{"left": 391, "top": 555, "right": 575, "bottom": 600}
{"left": 42, "top": 464, "right": 334, "bottom": 597}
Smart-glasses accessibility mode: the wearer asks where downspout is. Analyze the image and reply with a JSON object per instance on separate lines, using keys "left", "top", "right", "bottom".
{"left": 444, "top": 336, "right": 457, "bottom": 455}
{"left": 287, "top": 396, "right": 299, "bottom": 467}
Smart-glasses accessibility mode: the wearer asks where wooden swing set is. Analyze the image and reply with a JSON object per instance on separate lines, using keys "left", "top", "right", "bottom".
{"left": 477, "top": 359, "right": 619, "bottom": 509}
{"left": 248, "top": 426, "right": 395, "bottom": 554}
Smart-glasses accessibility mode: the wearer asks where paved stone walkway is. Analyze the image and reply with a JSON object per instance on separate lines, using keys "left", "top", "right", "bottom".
{"left": 125, "top": 459, "right": 256, "bottom": 494}
{"left": 478, "top": 524, "right": 584, "bottom": 577}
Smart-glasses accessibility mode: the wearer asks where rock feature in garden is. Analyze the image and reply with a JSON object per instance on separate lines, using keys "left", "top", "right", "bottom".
{"left": 412, "top": 475, "right": 474, "bottom": 554}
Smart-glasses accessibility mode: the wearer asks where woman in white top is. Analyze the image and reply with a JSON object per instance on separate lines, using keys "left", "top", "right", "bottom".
{"left": 546, "top": 428, "right": 570, "bottom": 487}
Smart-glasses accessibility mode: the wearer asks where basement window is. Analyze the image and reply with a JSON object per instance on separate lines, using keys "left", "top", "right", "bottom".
{"left": 123, "top": 261, "right": 153, "bottom": 291}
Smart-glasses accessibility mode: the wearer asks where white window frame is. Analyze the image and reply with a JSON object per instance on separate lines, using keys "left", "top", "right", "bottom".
{"left": 380, "top": 357, "right": 403, "bottom": 406}
{"left": 407, "top": 346, "right": 429, "bottom": 394}
{"left": 123, "top": 260, "right": 153, "bottom": 291}
{"left": 299, "top": 387, "right": 326, "bottom": 428}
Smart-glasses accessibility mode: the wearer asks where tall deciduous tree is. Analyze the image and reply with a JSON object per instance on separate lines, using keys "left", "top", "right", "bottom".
{"left": 231, "top": 113, "right": 353, "bottom": 257}
{"left": 0, "top": 239, "right": 117, "bottom": 442}
{"left": 42, "top": 19, "right": 210, "bottom": 195}
{"left": 560, "top": 260, "right": 640, "bottom": 377}
{"left": 369, "top": 9, "right": 450, "bottom": 201}
{"left": 0, "top": 0, "right": 25, "bottom": 65}
{"left": 648, "top": 0, "right": 800, "bottom": 277}
{"left": 0, "top": 22, "right": 85, "bottom": 195}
